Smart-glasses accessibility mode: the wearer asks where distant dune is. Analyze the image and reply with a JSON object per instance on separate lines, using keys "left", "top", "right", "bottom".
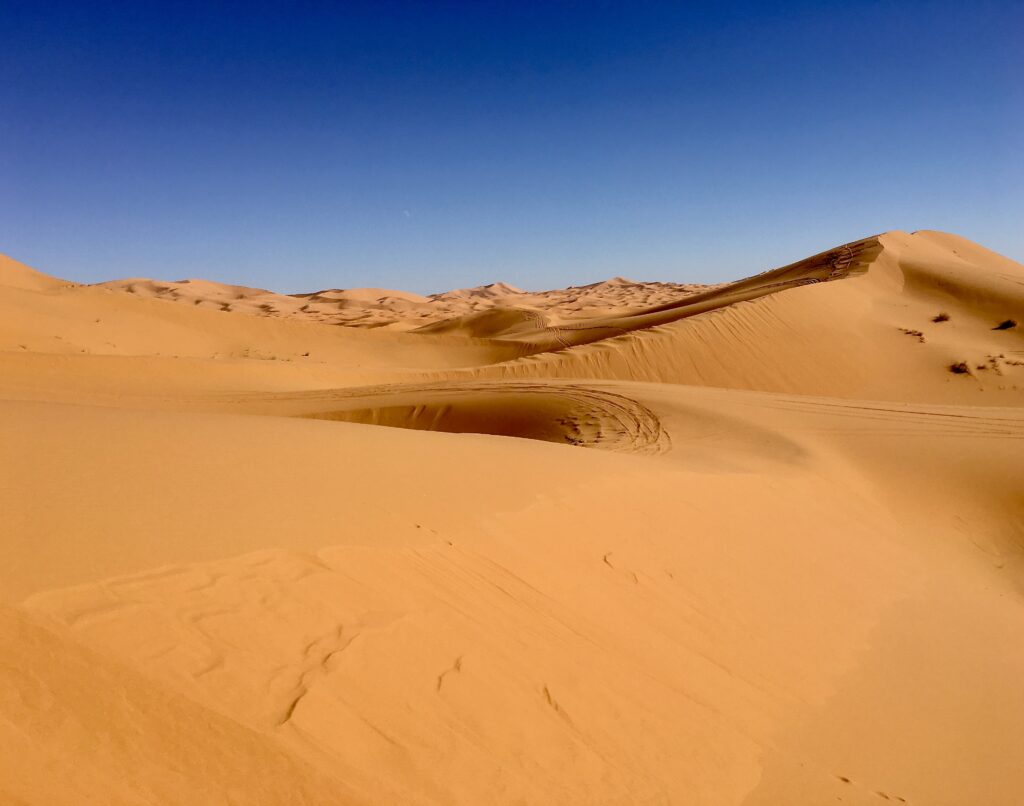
{"left": 3, "top": 232, "right": 1024, "bottom": 805}
{"left": 96, "top": 270, "right": 713, "bottom": 333}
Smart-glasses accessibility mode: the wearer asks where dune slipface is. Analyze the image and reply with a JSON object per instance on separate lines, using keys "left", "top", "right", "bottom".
{"left": 2, "top": 231, "right": 1024, "bottom": 805}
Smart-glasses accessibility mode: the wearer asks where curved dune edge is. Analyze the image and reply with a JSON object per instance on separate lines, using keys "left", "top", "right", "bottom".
{"left": 294, "top": 381, "right": 672, "bottom": 454}
{"left": 415, "top": 235, "right": 881, "bottom": 349}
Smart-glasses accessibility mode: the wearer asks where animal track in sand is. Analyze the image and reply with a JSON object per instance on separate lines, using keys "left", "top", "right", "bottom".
{"left": 833, "top": 773, "right": 908, "bottom": 802}
{"left": 276, "top": 624, "right": 357, "bottom": 725}
{"left": 542, "top": 685, "right": 574, "bottom": 725}
{"left": 435, "top": 656, "right": 463, "bottom": 693}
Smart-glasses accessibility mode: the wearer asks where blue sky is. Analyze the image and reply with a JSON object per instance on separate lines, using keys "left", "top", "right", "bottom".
{"left": 2, "top": 1, "right": 1021, "bottom": 293}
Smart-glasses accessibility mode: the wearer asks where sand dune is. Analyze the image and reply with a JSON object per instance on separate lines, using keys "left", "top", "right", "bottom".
{"left": 96, "top": 268, "right": 711, "bottom": 333}
{"left": 3, "top": 231, "right": 1024, "bottom": 805}
{"left": 443, "top": 231, "right": 1024, "bottom": 404}
{"left": 0, "top": 253, "right": 73, "bottom": 292}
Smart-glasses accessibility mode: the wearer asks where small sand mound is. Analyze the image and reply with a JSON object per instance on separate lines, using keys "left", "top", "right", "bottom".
{"left": 413, "top": 306, "right": 549, "bottom": 338}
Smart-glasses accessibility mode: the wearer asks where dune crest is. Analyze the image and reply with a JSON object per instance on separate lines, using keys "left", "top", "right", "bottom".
{"left": 0, "top": 253, "right": 73, "bottom": 291}
{"left": 431, "top": 231, "right": 1024, "bottom": 405}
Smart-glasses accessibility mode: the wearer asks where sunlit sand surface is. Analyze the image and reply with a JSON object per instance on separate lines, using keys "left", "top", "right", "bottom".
{"left": 3, "top": 230, "right": 1024, "bottom": 804}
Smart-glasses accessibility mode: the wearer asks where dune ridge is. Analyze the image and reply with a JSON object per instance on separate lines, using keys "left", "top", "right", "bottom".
{"left": 95, "top": 270, "right": 712, "bottom": 334}
{"left": 424, "top": 231, "right": 1024, "bottom": 404}
{"left": 3, "top": 230, "right": 1024, "bottom": 805}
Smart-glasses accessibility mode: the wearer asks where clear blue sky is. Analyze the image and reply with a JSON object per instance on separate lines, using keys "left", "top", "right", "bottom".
{"left": 2, "top": 1, "right": 1021, "bottom": 293}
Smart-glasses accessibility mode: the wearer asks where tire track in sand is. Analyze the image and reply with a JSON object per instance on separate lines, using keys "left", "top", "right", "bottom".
{"left": 270, "top": 380, "right": 673, "bottom": 455}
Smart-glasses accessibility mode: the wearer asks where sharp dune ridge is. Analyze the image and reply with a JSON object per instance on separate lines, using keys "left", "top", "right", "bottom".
{"left": 3, "top": 230, "right": 1024, "bottom": 805}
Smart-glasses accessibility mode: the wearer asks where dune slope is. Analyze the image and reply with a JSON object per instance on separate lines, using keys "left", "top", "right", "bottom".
{"left": 437, "top": 231, "right": 1024, "bottom": 404}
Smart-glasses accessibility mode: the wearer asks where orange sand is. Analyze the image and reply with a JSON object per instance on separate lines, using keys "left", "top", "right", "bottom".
{"left": 2, "top": 231, "right": 1023, "bottom": 805}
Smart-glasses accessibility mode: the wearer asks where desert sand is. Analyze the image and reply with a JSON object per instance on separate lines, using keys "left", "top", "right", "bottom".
{"left": 2, "top": 230, "right": 1024, "bottom": 805}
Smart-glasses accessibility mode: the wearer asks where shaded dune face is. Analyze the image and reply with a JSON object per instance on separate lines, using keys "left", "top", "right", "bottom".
{"left": 412, "top": 306, "right": 551, "bottom": 338}
{"left": 532, "top": 235, "right": 881, "bottom": 348}
{"left": 297, "top": 381, "right": 672, "bottom": 454}
{"left": 410, "top": 236, "right": 882, "bottom": 350}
